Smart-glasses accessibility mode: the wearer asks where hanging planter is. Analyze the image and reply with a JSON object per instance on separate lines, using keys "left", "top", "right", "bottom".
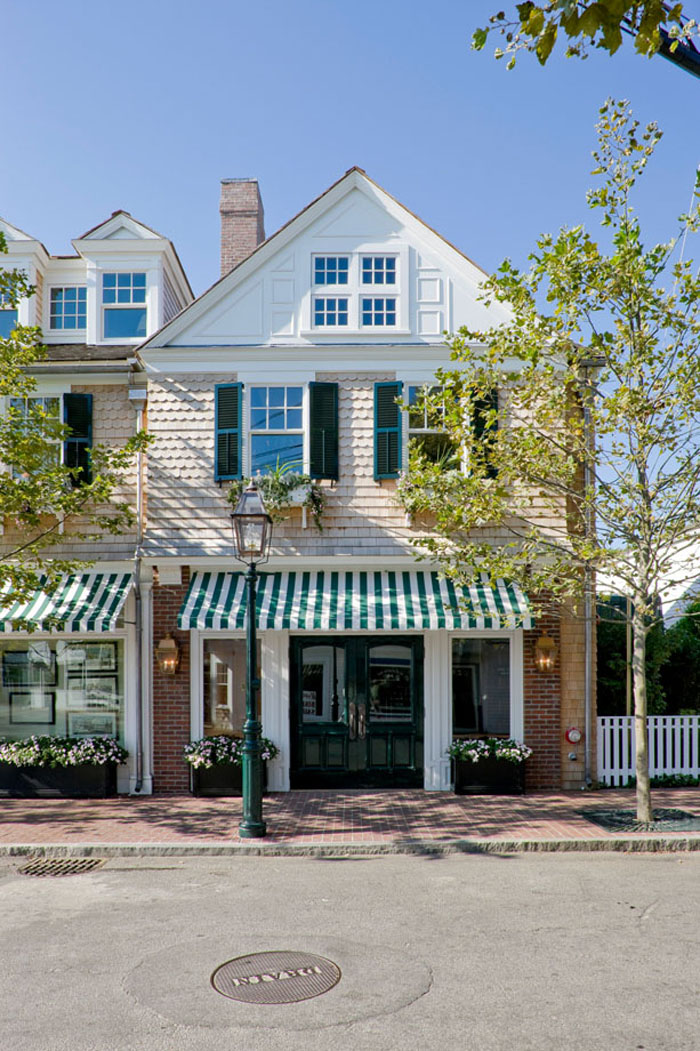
{"left": 227, "top": 470, "right": 325, "bottom": 531}
{"left": 447, "top": 738, "right": 531, "bottom": 795}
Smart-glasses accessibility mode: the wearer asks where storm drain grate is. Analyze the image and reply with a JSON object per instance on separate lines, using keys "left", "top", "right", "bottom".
{"left": 211, "top": 950, "right": 341, "bottom": 1004}
{"left": 18, "top": 857, "right": 106, "bottom": 877}
{"left": 579, "top": 807, "right": 700, "bottom": 833}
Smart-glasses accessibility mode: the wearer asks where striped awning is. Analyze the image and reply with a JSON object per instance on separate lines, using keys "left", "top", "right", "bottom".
{"left": 178, "top": 570, "right": 531, "bottom": 632}
{"left": 0, "top": 572, "right": 133, "bottom": 633}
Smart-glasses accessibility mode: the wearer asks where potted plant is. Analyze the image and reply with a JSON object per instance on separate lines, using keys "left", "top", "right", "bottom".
{"left": 227, "top": 466, "right": 325, "bottom": 531}
{"left": 0, "top": 735, "right": 127, "bottom": 798}
{"left": 447, "top": 737, "right": 532, "bottom": 795}
{"left": 183, "top": 734, "right": 280, "bottom": 797}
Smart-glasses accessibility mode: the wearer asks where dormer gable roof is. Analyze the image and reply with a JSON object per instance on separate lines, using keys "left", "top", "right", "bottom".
{"left": 76, "top": 210, "right": 164, "bottom": 242}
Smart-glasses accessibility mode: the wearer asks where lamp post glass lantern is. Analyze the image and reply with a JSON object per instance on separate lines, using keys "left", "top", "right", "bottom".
{"left": 230, "top": 482, "right": 272, "bottom": 838}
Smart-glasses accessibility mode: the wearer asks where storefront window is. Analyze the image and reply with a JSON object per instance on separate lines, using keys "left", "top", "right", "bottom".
{"left": 452, "top": 638, "right": 510, "bottom": 736}
{"left": 202, "top": 639, "right": 260, "bottom": 735}
{"left": 0, "top": 638, "right": 125, "bottom": 743}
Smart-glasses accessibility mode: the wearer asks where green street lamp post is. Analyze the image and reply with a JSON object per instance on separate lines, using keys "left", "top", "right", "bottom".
{"left": 230, "top": 481, "right": 272, "bottom": 839}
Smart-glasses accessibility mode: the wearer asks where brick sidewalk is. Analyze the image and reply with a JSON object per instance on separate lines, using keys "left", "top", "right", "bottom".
{"left": 1, "top": 788, "right": 700, "bottom": 853}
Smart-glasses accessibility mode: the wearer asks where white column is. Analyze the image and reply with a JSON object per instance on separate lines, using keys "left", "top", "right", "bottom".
{"left": 261, "top": 630, "right": 290, "bottom": 791}
{"left": 423, "top": 631, "right": 452, "bottom": 790}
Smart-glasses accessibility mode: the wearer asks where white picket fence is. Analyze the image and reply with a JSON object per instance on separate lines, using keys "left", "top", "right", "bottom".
{"left": 597, "top": 715, "right": 700, "bottom": 785}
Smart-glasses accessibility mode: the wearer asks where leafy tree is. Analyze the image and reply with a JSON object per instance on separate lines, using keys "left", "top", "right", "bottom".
{"left": 0, "top": 234, "right": 146, "bottom": 606}
{"left": 473, "top": 2, "right": 698, "bottom": 68}
{"left": 399, "top": 100, "right": 700, "bottom": 821}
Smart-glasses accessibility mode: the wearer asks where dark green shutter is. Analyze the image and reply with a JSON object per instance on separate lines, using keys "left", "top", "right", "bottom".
{"left": 309, "top": 382, "right": 339, "bottom": 480}
{"left": 374, "top": 381, "right": 402, "bottom": 479}
{"left": 215, "top": 383, "right": 242, "bottom": 481}
{"left": 474, "top": 388, "right": 498, "bottom": 479}
{"left": 63, "top": 393, "right": 93, "bottom": 486}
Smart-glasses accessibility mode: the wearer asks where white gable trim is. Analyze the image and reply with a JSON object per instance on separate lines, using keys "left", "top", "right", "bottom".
{"left": 140, "top": 169, "right": 492, "bottom": 351}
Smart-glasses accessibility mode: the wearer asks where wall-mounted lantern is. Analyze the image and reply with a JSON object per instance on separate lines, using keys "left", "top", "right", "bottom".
{"left": 534, "top": 630, "right": 557, "bottom": 672}
{"left": 156, "top": 633, "right": 180, "bottom": 675}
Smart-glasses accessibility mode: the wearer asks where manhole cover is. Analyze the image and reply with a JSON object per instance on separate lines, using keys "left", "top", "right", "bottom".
{"left": 579, "top": 807, "right": 700, "bottom": 833}
{"left": 211, "top": 950, "right": 341, "bottom": 1004}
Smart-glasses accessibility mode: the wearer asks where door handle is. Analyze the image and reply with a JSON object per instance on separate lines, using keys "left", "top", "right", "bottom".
{"left": 358, "top": 703, "right": 366, "bottom": 740}
{"left": 348, "top": 702, "right": 357, "bottom": 741}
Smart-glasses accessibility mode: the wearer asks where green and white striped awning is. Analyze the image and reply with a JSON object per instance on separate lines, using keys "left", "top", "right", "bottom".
{"left": 0, "top": 572, "right": 133, "bottom": 633}
{"left": 178, "top": 570, "right": 531, "bottom": 632}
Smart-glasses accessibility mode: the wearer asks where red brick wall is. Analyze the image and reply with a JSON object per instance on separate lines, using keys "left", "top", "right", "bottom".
{"left": 152, "top": 569, "right": 191, "bottom": 793}
{"left": 523, "top": 608, "right": 562, "bottom": 790}
{"left": 220, "top": 179, "right": 265, "bottom": 275}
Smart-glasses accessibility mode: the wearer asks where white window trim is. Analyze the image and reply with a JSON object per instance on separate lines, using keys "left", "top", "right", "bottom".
{"left": 248, "top": 382, "right": 307, "bottom": 476}
{"left": 100, "top": 270, "right": 149, "bottom": 343}
{"left": 48, "top": 285, "right": 88, "bottom": 334}
{"left": 302, "top": 245, "right": 409, "bottom": 335}
{"left": 448, "top": 629, "right": 524, "bottom": 742}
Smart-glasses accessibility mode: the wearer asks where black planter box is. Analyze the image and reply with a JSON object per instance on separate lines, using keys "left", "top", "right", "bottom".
{"left": 0, "top": 763, "right": 117, "bottom": 798}
{"left": 190, "top": 763, "right": 268, "bottom": 797}
{"left": 453, "top": 756, "right": 526, "bottom": 795}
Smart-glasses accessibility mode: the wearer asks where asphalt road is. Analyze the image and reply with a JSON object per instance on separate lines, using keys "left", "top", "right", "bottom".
{"left": 1, "top": 851, "right": 698, "bottom": 1050}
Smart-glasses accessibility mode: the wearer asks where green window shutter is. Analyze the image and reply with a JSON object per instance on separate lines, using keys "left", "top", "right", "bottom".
{"left": 215, "top": 383, "right": 242, "bottom": 481}
{"left": 374, "top": 381, "right": 402, "bottom": 479}
{"left": 309, "top": 382, "right": 339, "bottom": 480}
{"left": 474, "top": 388, "right": 498, "bottom": 479}
{"left": 63, "top": 393, "right": 93, "bottom": 486}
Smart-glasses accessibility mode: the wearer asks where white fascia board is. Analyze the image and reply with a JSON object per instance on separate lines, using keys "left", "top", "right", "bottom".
{"left": 73, "top": 238, "right": 171, "bottom": 260}
{"left": 139, "top": 342, "right": 454, "bottom": 374}
{"left": 79, "top": 213, "right": 162, "bottom": 241}
{"left": 145, "top": 554, "right": 437, "bottom": 571}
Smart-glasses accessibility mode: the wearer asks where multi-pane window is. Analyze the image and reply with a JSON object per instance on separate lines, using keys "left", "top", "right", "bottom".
{"left": 361, "top": 256, "right": 396, "bottom": 285}
{"left": 362, "top": 297, "right": 396, "bottom": 326}
{"left": 0, "top": 291, "right": 17, "bottom": 338}
{"left": 50, "top": 287, "right": 87, "bottom": 331}
{"left": 9, "top": 396, "right": 61, "bottom": 473}
{"left": 102, "top": 272, "right": 147, "bottom": 339}
{"left": 314, "top": 297, "right": 348, "bottom": 326}
{"left": 408, "top": 385, "right": 457, "bottom": 465}
{"left": 250, "top": 385, "right": 304, "bottom": 474}
{"left": 314, "top": 256, "right": 349, "bottom": 285}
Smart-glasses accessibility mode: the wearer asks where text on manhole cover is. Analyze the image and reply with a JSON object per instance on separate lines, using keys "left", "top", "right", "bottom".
{"left": 211, "top": 950, "right": 341, "bottom": 1004}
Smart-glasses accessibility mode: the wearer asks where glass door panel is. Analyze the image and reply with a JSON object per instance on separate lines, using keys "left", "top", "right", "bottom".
{"left": 202, "top": 638, "right": 260, "bottom": 736}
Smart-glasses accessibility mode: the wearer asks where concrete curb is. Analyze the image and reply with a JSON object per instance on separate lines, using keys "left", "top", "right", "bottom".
{"left": 2, "top": 836, "right": 700, "bottom": 857}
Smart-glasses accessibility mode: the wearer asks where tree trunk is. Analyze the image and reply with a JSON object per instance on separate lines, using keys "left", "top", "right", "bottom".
{"left": 632, "top": 603, "right": 653, "bottom": 823}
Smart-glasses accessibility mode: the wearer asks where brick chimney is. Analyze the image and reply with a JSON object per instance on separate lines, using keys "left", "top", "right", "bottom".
{"left": 219, "top": 178, "right": 265, "bottom": 276}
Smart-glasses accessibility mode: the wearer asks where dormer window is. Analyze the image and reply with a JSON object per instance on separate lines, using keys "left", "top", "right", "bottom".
{"left": 102, "top": 272, "right": 147, "bottom": 339}
{"left": 50, "top": 287, "right": 87, "bottom": 331}
{"left": 0, "top": 292, "right": 17, "bottom": 338}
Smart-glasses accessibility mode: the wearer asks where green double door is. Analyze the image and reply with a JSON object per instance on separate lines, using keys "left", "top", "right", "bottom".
{"left": 290, "top": 636, "right": 424, "bottom": 788}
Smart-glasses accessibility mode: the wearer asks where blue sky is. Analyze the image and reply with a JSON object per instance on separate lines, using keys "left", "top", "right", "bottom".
{"left": 3, "top": 0, "right": 700, "bottom": 296}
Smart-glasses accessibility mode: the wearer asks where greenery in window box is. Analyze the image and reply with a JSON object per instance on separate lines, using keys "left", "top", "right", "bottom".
{"left": 446, "top": 738, "right": 532, "bottom": 764}
{"left": 183, "top": 734, "right": 280, "bottom": 770}
{"left": 0, "top": 734, "right": 127, "bottom": 768}
{"left": 227, "top": 467, "right": 325, "bottom": 531}
{"left": 396, "top": 443, "right": 471, "bottom": 519}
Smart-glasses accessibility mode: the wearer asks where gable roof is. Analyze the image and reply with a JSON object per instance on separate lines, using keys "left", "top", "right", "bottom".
{"left": 140, "top": 167, "right": 491, "bottom": 350}
{"left": 77, "top": 210, "right": 165, "bottom": 241}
